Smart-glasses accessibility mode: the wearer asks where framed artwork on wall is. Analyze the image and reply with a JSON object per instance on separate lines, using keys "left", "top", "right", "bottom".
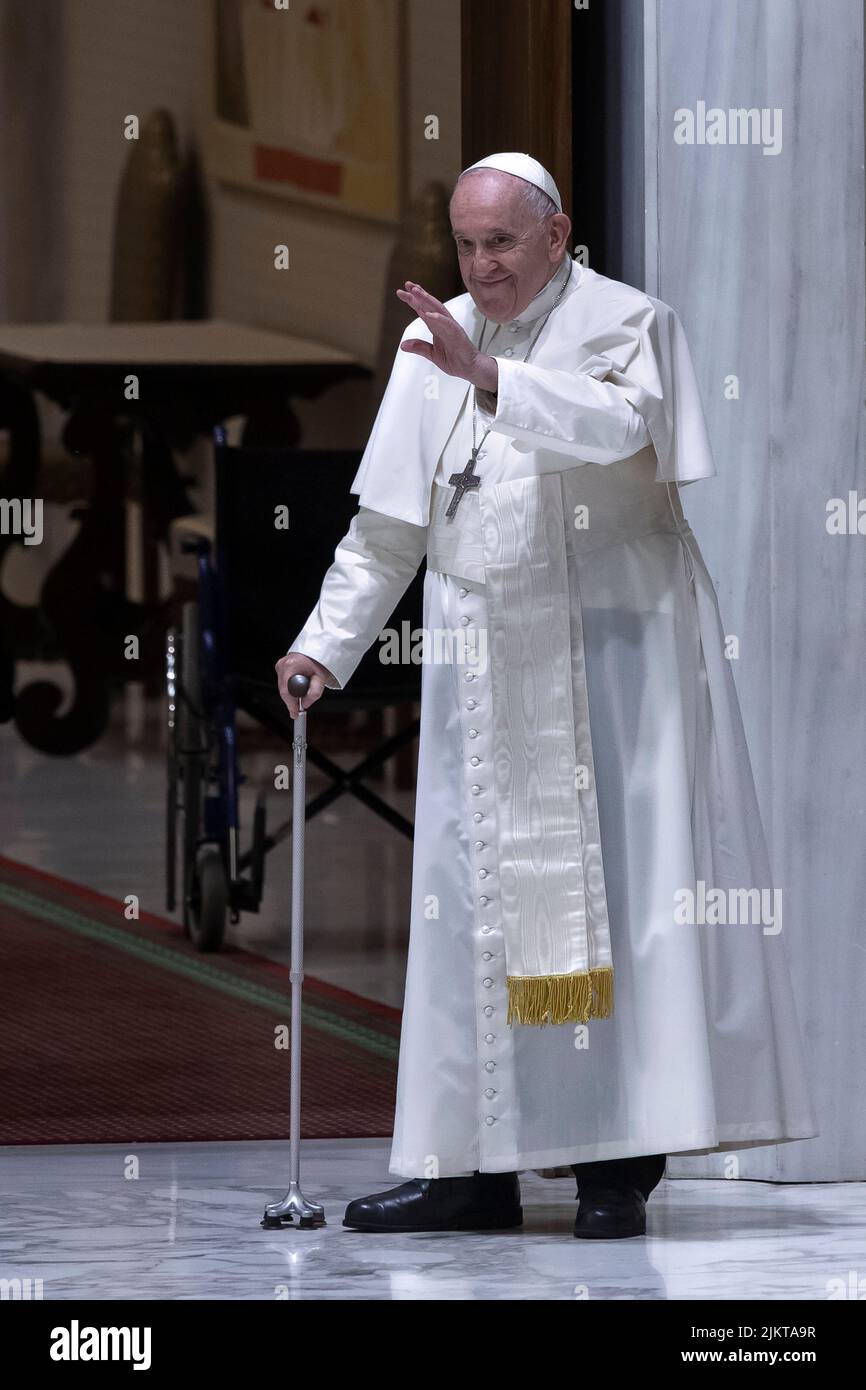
{"left": 207, "top": 0, "right": 403, "bottom": 223}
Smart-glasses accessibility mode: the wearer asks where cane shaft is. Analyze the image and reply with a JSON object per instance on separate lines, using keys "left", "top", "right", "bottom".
{"left": 261, "top": 677, "right": 324, "bottom": 1228}
{"left": 289, "top": 707, "right": 306, "bottom": 1186}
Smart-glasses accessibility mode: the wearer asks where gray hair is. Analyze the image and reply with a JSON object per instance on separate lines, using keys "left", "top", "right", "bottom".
{"left": 452, "top": 170, "right": 559, "bottom": 223}
{"left": 515, "top": 182, "right": 559, "bottom": 222}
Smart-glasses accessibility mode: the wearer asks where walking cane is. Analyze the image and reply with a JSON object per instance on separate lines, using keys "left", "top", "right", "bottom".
{"left": 262, "top": 673, "right": 326, "bottom": 1230}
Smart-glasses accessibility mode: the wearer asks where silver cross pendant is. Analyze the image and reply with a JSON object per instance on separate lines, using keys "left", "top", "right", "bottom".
{"left": 445, "top": 449, "right": 482, "bottom": 519}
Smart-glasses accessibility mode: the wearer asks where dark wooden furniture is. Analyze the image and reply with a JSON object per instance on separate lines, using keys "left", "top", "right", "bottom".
{"left": 0, "top": 320, "right": 365, "bottom": 753}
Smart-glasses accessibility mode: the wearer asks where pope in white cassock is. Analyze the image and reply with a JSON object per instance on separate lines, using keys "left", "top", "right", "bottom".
{"left": 276, "top": 152, "right": 817, "bottom": 1239}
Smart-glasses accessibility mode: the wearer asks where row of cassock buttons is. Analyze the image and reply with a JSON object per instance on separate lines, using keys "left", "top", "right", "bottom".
{"left": 457, "top": 583, "right": 501, "bottom": 1131}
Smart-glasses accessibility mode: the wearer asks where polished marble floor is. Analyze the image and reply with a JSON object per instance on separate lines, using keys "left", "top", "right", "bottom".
{"left": 0, "top": 1138, "right": 858, "bottom": 1301}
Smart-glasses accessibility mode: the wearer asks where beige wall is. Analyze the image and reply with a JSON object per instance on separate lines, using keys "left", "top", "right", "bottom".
{"left": 34, "top": 0, "right": 460, "bottom": 452}
{"left": 56, "top": 0, "right": 208, "bottom": 323}
{"left": 53, "top": 0, "right": 461, "bottom": 369}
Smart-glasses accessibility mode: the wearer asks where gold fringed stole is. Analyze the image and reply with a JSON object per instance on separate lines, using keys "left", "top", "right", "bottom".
{"left": 506, "top": 967, "right": 614, "bottom": 1027}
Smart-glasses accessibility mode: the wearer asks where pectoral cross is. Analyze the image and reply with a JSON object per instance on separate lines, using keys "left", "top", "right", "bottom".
{"left": 445, "top": 450, "right": 482, "bottom": 519}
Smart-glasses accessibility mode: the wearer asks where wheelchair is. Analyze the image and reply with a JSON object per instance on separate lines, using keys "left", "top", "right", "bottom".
{"left": 165, "top": 428, "right": 424, "bottom": 951}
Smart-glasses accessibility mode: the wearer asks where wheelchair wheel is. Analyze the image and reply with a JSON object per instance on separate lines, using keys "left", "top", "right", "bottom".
{"left": 186, "top": 843, "right": 228, "bottom": 953}
{"left": 176, "top": 602, "right": 226, "bottom": 951}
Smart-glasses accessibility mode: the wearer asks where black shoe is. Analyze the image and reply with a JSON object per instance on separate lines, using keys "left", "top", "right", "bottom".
{"left": 343, "top": 1172, "right": 522, "bottom": 1233}
{"left": 573, "top": 1182, "right": 647, "bottom": 1239}
{"left": 571, "top": 1152, "right": 666, "bottom": 1202}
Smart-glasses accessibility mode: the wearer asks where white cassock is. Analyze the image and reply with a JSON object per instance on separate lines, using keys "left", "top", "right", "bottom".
{"left": 290, "top": 255, "right": 818, "bottom": 1178}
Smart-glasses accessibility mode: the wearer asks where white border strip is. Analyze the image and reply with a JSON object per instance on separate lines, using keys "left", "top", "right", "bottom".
{"left": 643, "top": 0, "right": 660, "bottom": 296}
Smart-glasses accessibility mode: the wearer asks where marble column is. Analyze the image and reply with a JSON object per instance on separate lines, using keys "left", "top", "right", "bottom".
{"left": 642, "top": 0, "right": 866, "bottom": 1180}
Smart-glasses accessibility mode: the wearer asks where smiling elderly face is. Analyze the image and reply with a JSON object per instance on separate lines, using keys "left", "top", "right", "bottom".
{"left": 449, "top": 169, "right": 571, "bottom": 323}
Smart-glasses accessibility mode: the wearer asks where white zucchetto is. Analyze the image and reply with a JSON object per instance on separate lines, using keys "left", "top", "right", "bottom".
{"left": 458, "top": 151, "right": 563, "bottom": 212}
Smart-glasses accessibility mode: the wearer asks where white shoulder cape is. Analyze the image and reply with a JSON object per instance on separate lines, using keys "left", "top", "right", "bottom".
{"left": 350, "top": 261, "right": 716, "bottom": 528}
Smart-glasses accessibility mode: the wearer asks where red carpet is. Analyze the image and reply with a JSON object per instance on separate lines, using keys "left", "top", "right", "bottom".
{"left": 0, "top": 856, "right": 400, "bottom": 1145}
